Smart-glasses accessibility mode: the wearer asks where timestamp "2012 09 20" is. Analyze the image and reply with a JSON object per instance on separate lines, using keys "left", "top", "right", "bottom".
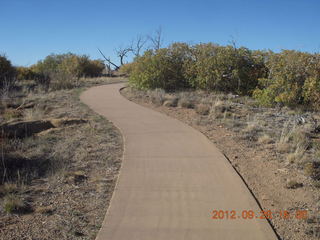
{"left": 210, "top": 209, "right": 308, "bottom": 220}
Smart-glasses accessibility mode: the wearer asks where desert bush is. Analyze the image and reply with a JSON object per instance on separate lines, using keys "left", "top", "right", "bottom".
{"left": 128, "top": 42, "right": 320, "bottom": 110}
{"left": 253, "top": 50, "right": 320, "bottom": 108}
{"left": 129, "top": 43, "right": 192, "bottom": 90}
{"left": 16, "top": 67, "right": 36, "bottom": 81}
{"left": 119, "top": 62, "right": 136, "bottom": 76}
{"left": 129, "top": 42, "right": 267, "bottom": 95}
{"left": 31, "top": 53, "right": 104, "bottom": 90}
{"left": 49, "top": 68, "right": 76, "bottom": 90}
{"left": 303, "top": 54, "right": 320, "bottom": 110}
{"left": 184, "top": 44, "right": 267, "bottom": 95}
{"left": 0, "top": 54, "right": 16, "bottom": 90}
{"left": 82, "top": 59, "right": 105, "bottom": 78}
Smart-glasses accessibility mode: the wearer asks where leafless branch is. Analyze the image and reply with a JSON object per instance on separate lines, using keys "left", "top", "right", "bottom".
{"left": 115, "top": 46, "right": 133, "bottom": 65}
{"left": 148, "top": 26, "right": 163, "bottom": 51}
{"left": 97, "top": 48, "right": 120, "bottom": 70}
{"left": 131, "top": 35, "right": 147, "bottom": 57}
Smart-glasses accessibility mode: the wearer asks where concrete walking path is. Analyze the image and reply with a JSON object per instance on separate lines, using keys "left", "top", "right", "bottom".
{"left": 80, "top": 83, "right": 278, "bottom": 240}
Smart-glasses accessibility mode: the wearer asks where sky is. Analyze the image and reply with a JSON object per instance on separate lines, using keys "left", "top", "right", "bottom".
{"left": 1, "top": 0, "right": 319, "bottom": 66}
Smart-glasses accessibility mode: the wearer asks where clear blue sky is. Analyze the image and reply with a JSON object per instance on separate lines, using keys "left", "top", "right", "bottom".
{"left": 1, "top": 0, "right": 319, "bottom": 66}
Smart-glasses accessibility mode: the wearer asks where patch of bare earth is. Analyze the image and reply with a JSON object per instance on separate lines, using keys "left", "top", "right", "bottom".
{"left": 122, "top": 86, "right": 320, "bottom": 240}
{"left": 0, "top": 79, "right": 124, "bottom": 239}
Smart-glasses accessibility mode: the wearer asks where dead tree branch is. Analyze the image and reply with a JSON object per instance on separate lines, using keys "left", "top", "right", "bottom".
{"left": 131, "top": 35, "right": 147, "bottom": 57}
{"left": 97, "top": 48, "right": 120, "bottom": 70}
{"left": 115, "top": 46, "right": 133, "bottom": 66}
{"left": 148, "top": 26, "right": 163, "bottom": 51}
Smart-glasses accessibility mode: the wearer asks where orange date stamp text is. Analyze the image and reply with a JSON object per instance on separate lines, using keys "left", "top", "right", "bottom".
{"left": 210, "top": 209, "right": 308, "bottom": 220}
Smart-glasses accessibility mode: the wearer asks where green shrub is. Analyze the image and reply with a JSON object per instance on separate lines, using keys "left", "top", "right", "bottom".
{"left": 303, "top": 54, "right": 320, "bottom": 109}
{"left": 16, "top": 66, "right": 36, "bottom": 80}
{"left": 82, "top": 59, "right": 105, "bottom": 77}
{"left": 31, "top": 53, "right": 105, "bottom": 90}
{"left": 119, "top": 62, "right": 136, "bottom": 76}
{"left": 129, "top": 42, "right": 266, "bottom": 95}
{"left": 0, "top": 54, "right": 16, "bottom": 88}
{"left": 129, "top": 43, "right": 192, "bottom": 91}
{"left": 253, "top": 50, "right": 320, "bottom": 108}
{"left": 184, "top": 44, "right": 266, "bottom": 95}
{"left": 127, "top": 42, "right": 320, "bottom": 110}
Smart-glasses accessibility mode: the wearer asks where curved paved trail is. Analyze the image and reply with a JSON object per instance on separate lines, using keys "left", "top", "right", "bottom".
{"left": 81, "top": 83, "right": 278, "bottom": 240}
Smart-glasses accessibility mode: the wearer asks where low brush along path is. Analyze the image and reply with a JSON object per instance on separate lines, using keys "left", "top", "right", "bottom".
{"left": 81, "top": 83, "right": 279, "bottom": 240}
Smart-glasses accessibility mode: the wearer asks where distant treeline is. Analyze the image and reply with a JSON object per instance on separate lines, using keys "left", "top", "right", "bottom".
{"left": 121, "top": 42, "right": 320, "bottom": 109}
{"left": 0, "top": 53, "right": 105, "bottom": 91}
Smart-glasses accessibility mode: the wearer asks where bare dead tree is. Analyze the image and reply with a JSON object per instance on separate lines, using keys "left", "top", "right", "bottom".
{"left": 148, "top": 26, "right": 163, "bottom": 51}
{"left": 115, "top": 46, "right": 133, "bottom": 66}
{"left": 131, "top": 35, "right": 147, "bottom": 57}
{"left": 97, "top": 48, "right": 120, "bottom": 70}
{"left": 228, "top": 35, "right": 238, "bottom": 49}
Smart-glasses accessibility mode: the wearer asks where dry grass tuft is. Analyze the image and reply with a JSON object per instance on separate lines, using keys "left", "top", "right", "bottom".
{"left": 0, "top": 183, "right": 18, "bottom": 196}
{"left": 258, "top": 134, "right": 274, "bottom": 144}
{"left": 195, "top": 104, "right": 210, "bottom": 115}
{"left": 3, "top": 194, "right": 25, "bottom": 214}
{"left": 277, "top": 142, "right": 292, "bottom": 153}
{"left": 212, "top": 99, "right": 231, "bottom": 113}
{"left": 304, "top": 162, "right": 320, "bottom": 179}
{"left": 3, "top": 109, "right": 22, "bottom": 121}
{"left": 177, "top": 93, "right": 195, "bottom": 108}
{"left": 148, "top": 89, "right": 166, "bottom": 106}
{"left": 23, "top": 107, "right": 45, "bottom": 121}
{"left": 240, "top": 122, "right": 262, "bottom": 141}
{"left": 278, "top": 121, "right": 296, "bottom": 145}
{"left": 313, "top": 180, "right": 320, "bottom": 188}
